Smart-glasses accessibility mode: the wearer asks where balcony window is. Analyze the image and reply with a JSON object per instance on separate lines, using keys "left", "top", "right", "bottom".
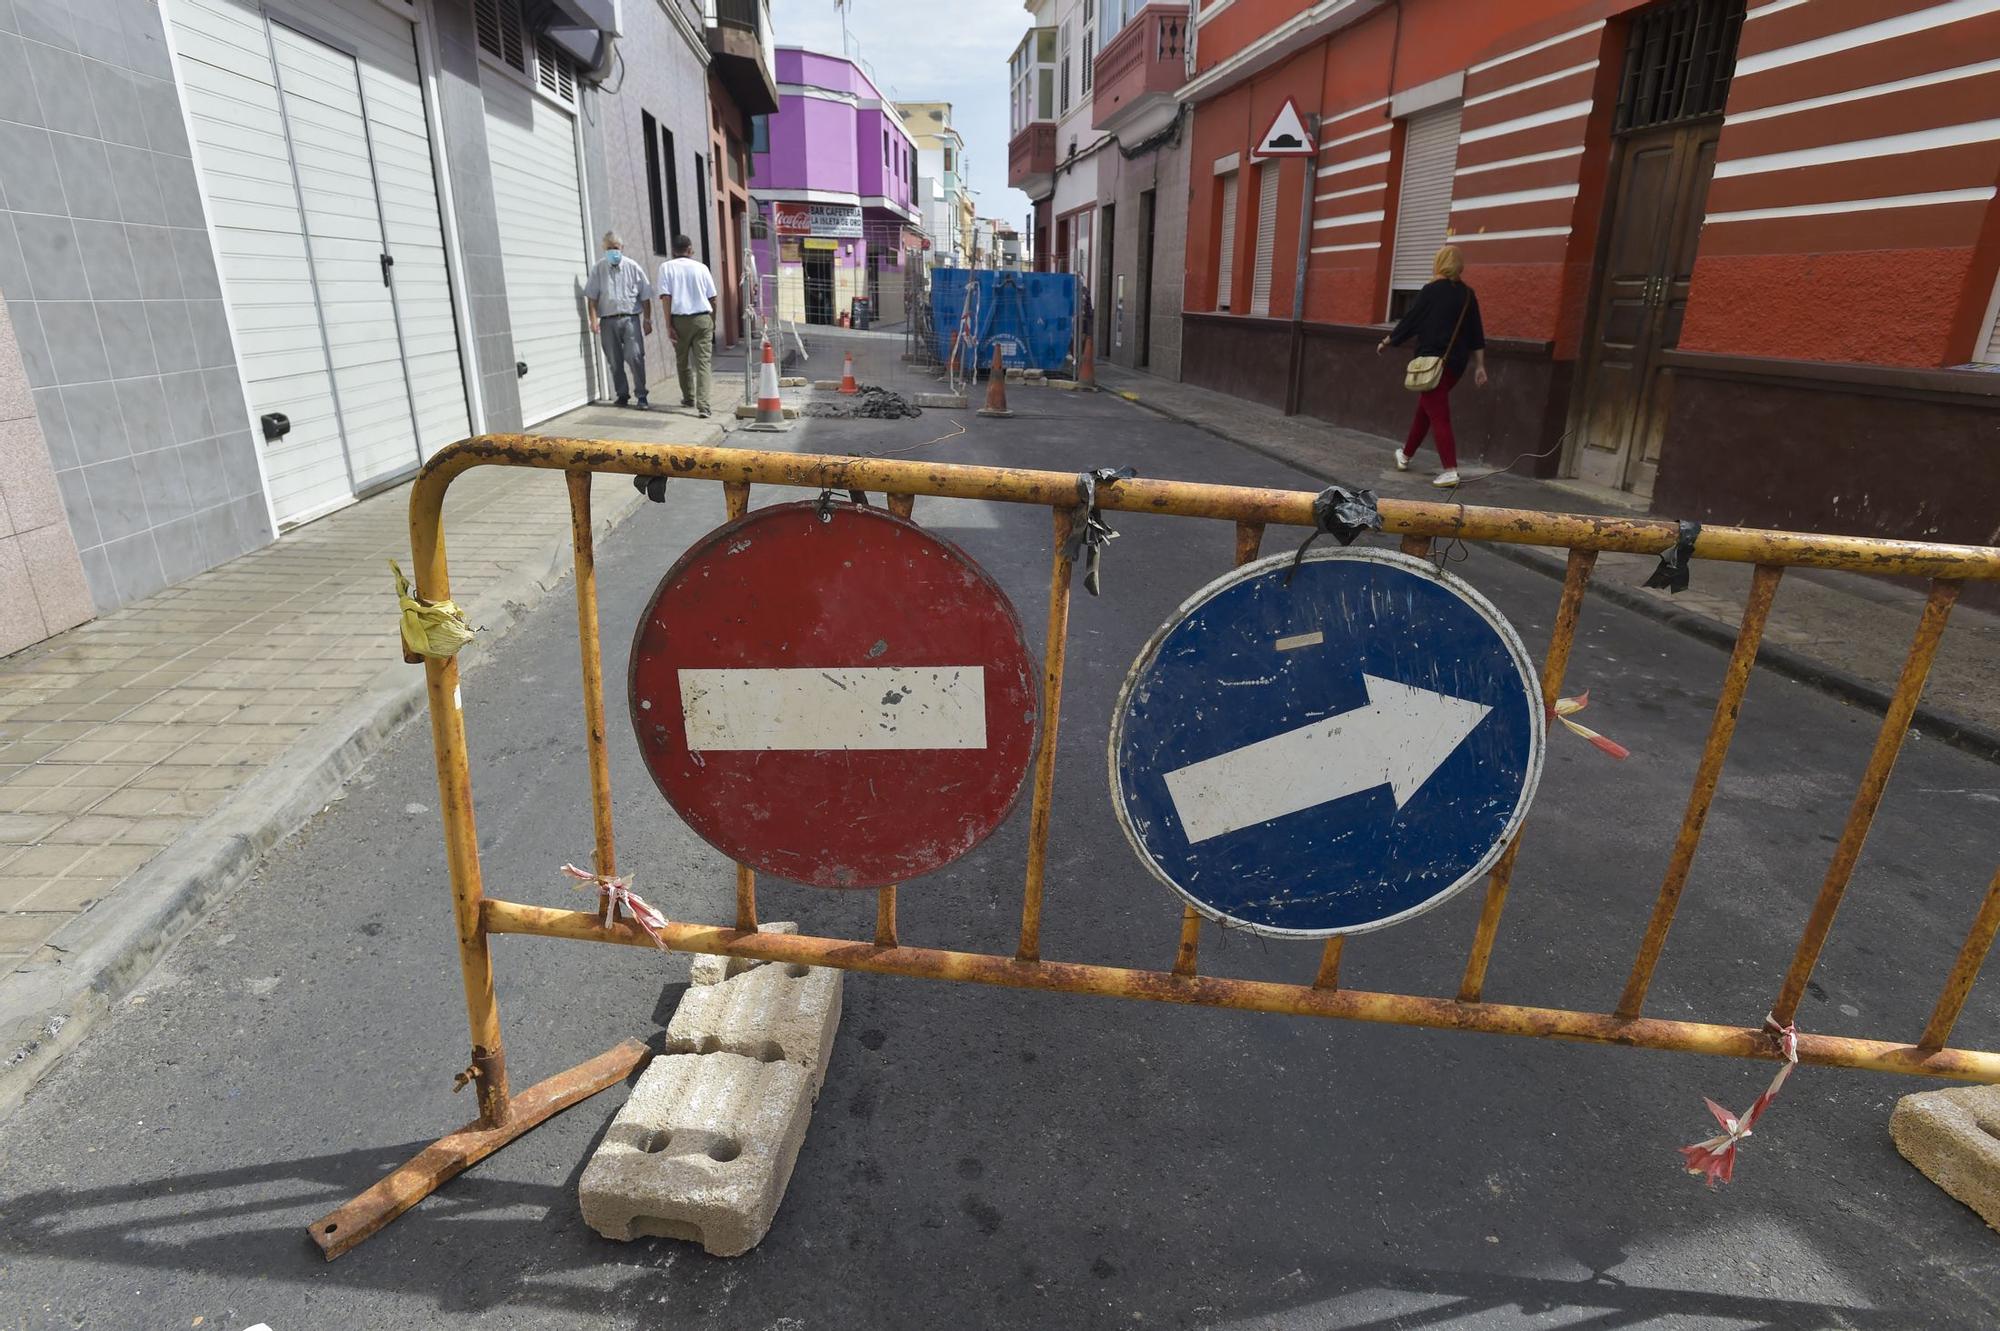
{"left": 1010, "top": 26, "right": 1058, "bottom": 133}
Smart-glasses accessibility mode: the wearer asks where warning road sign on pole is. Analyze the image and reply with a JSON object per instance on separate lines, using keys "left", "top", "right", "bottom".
{"left": 1110, "top": 548, "right": 1544, "bottom": 936}
{"left": 631, "top": 501, "right": 1039, "bottom": 889}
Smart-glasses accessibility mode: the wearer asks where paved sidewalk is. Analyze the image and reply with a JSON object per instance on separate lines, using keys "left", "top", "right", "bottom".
{"left": 1099, "top": 363, "right": 2000, "bottom": 756}
{"left": 0, "top": 397, "right": 731, "bottom": 1113}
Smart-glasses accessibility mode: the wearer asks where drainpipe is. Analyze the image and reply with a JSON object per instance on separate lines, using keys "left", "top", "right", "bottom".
{"left": 1283, "top": 111, "right": 1323, "bottom": 417}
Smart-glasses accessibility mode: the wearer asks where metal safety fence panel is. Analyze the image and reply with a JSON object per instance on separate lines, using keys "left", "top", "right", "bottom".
{"left": 308, "top": 437, "right": 2000, "bottom": 1259}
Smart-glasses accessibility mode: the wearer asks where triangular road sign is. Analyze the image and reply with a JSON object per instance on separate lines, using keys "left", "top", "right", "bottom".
{"left": 1253, "top": 98, "right": 1315, "bottom": 158}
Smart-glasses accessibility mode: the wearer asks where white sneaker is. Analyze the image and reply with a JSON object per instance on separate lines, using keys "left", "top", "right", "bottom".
{"left": 1432, "top": 469, "right": 1460, "bottom": 488}
{"left": 1393, "top": 449, "right": 1410, "bottom": 471}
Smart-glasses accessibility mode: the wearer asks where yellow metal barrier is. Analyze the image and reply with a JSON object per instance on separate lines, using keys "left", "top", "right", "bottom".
{"left": 308, "top": 435, "right": 2000, "bottom": 1259}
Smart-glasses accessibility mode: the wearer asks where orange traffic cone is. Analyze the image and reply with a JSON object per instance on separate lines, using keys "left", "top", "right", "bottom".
{"left": 1078, "top": 334, "right": 1098, "bottom": 391}
{"left": 839, "top": 350, "right": 859, "bottom": 395}
{"left": 743, "top": 338, "right": 789, "bottom": 432}
{"left": 976, "top": 345, "right": 1013, "bottom": 419}
{"left": 946, "top": 328, "right": 961, "bottom": 377}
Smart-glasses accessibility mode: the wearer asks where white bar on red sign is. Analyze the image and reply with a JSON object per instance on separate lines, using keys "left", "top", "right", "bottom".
{"left": 678, "top": 667, "right": 989, "bottom": 751}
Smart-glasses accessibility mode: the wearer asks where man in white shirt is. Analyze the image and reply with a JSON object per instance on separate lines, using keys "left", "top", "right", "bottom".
{"left": 582, "top": 230, "right": 655, "bottom": 408}
{"left": 657, "top": 234, "right": 719, "bottom": 418}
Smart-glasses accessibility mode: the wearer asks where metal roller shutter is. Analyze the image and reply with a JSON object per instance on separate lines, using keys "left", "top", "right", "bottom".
{"left": 169, "top": 0, "right": 469, "bottom": 525}
{"left": 1215, "top": 172, "right": 1239, "bottom": 311}
{"left": 1390, "top": 102, "right": 1463, "bottom": 294}
{"left": 483, "top": 74, "right": 591, "bottom": 425}
{"left": 1250, "top": 164, "right": 1280, "bottom": 316}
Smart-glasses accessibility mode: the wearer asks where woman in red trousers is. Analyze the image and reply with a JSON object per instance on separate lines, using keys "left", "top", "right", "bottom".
{"left": 1377, "top": 245, "right": 1488, "bottom": 487}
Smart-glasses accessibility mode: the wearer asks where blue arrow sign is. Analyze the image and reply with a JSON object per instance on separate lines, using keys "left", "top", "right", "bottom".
{"left": 1110, "top": 548, "right": 1545, "bottom": 937}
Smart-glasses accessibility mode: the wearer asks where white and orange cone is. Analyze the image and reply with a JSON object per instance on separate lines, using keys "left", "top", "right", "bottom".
{"left": 743, "top": 337, "right": 790, "bottom": 432}
{"left": 1077, "top": 334, "right": 1099, "bottom": 391}
{"left": 838, "top": 350, "right": 859, "bottom": 395}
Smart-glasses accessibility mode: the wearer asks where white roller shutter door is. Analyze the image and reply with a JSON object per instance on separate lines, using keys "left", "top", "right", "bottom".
{"left": 1250, "top": 164, "right": 1280, "bottom": 316}
{"left": 270, "top": 25, "right": 419, "bottom": 491}
{"left": 1390, "top": 101, "right": 1462, "bottom": 293}
{"left": 484, "top": 76, "right": 591, "bottom": 425}
{"left": 1215, "top": 172, "right": 1239, "bottom": 311}
{"left": 169, "top": 0, "right": 469, "bottom": 525}
{"left": 172, "top": 0, "right": 349, "bottom": 523}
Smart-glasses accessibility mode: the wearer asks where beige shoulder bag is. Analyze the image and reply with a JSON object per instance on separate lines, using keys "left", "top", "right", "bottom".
{"left": 1403, "top": 286, "right": 1471, "bottom": 393}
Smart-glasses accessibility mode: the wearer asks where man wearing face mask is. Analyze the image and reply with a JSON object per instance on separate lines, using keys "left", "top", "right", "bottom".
{"left": 583, "top": 230, "right": 655, "bottom": 408}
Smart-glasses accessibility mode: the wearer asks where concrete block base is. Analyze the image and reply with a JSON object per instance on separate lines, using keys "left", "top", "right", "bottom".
{"left": 1892, "top": 1084, "right": 2000, "bottom": 1230}
{"left": 580, "top": 945, "right": 843, "bottom": 1256}
{"left": 689, "top": 920, "right": 797, "bottom": 986}
{"left": 778, "top": 376, "right": 808, "bottom": 387}
{"left": 914, "top": 393, "right": 968, "bottom": 409}
{"left": 579, "top": 1052, "right": 813, "bottom": 1256}
{"left": 733, "top": 404, "right": 799, "bottom": 421}
{"left": 669, "top": 953, "right": 843, "bottom": 1093}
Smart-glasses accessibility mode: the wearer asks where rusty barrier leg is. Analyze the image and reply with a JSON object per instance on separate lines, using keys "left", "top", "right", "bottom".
{"left": 481, "top": 900, "right": 2000, "bottom": 1083}
{"left": 1019, "top": 507, "right": 1077, "bottom": 964}
{"left": 723, "top": 479, "right": 760, "bottom": 934}
{"left": 1459, "top": 549, "right": 1597, "bottom": 1002}
{"left": 1173, "top": 520, "right": 1266, "bottom": 978}
{"left": 876, "top": 885, "right": 900, "bottom": 947}
{"left": 1616, "top": 565, "right": 1783, "bottom": 1018}
{"left": 1772, "top": 580, "right": 1962, "bottom": 1027}
{"left": 567, "top": 471, "right": 616, "bottom": 880}
{"left": 1922, "top": 865, "right": 2000, "bottom": 1049}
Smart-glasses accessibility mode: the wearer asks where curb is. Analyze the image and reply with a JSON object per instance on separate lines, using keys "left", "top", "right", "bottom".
{"left": 0, "top": 483, "right": 644, "bottom": 1123}
{"left": 1113, "top": 390, "right": 2000, "bottom": 767}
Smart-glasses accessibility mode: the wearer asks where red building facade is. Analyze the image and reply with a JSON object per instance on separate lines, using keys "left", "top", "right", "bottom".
{"left": 1181, "top": 0, "right": 2000, "bottom": 547}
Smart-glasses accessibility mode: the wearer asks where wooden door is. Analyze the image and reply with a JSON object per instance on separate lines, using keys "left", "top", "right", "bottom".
{"left": 1574, "top": 121, "right": 1718, "bottom": 494}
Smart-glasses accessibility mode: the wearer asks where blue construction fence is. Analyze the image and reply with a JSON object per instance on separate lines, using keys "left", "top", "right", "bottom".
{"left": 929, "top": 268, "right": 1078, "bottom": 374}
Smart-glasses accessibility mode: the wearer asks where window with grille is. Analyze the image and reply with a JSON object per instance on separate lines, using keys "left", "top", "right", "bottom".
{"left": 1614, "top": 0, "right": 1745, "bottom": 133}
{"left": 1082, "top": 0, "right": 1095, "bottom": 95}
{"left": 1215, "top": 170, "right": 1238, "bottom": 312}
{"left": 664, "top": 126, "right": 682, "bottom": 243}
{"left": 644, "top": 111, "right": 667, "bottom": 255}
{"left": 1250, "top": 164, "right": 1279, "bottom": 317}
{"left": 695, "top": 152, "right": 711, "bottom": 264}
{"left": 1060, "top": 22, "right": 1072, "bottom": 114}
{"left": 1388, "top": 101, "right": 1462, "bottom": 308}
{"left": 535, "top": 36, "right": 575, "bottom": 103}
{"left": 475, "top": 0, "right": 526, "bottom": 72}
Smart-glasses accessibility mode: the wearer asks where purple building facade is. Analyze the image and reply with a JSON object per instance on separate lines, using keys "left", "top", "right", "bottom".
{"left": 751, "top": 48, "right": 922, "bottom": 326}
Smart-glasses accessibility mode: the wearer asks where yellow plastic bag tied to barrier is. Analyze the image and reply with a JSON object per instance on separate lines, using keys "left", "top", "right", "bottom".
{"left": 391, "top": 560, "right": 475, "bottom": 660}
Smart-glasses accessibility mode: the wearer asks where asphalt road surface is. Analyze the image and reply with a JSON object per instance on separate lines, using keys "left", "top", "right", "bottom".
{"left": 5, "top": 361, "right": 2000, "bottom": 1329}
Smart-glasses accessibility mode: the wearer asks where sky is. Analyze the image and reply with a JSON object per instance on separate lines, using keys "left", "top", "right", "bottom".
{"left": 767, "top": 0, "right": 1033, "bottom": 229}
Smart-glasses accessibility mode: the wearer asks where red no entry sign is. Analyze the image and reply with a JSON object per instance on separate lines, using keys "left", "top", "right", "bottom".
{"left": 629, "top": 501, "right": 1039, "bottom": 889}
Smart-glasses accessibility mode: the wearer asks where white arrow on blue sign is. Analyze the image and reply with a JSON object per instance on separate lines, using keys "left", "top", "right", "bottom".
{"left": 1109, "top": 548, "right": 1546, "bottom": 937}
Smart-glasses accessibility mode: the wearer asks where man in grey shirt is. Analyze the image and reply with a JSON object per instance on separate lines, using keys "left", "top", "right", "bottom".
{"left": 583, "top": 230, "right": 655, "bottom": 408}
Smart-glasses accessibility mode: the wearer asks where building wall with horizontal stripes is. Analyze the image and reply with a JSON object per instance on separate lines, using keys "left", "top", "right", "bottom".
{"left": 1189, "top": 0, "right": 2000, "bottom": 368}
{"left": 1680, "top": 0, "right": 2000, "bottom": 366}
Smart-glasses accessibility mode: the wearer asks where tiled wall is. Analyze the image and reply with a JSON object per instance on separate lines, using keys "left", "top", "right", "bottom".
{"left": 0, "top": 299, "right": 92, "bottom": 654}
{"left": 0, "top": 0, "right": 271, "bottom": 617}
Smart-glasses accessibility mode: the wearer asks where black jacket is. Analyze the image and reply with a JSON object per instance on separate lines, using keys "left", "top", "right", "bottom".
{"left": 1387, "top": 279, "right": 1485, "bottom": 376}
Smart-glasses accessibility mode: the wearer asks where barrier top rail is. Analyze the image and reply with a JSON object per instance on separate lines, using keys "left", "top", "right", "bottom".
{"left": 409, "top": 437, "right": 2000, "bottom": 585}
